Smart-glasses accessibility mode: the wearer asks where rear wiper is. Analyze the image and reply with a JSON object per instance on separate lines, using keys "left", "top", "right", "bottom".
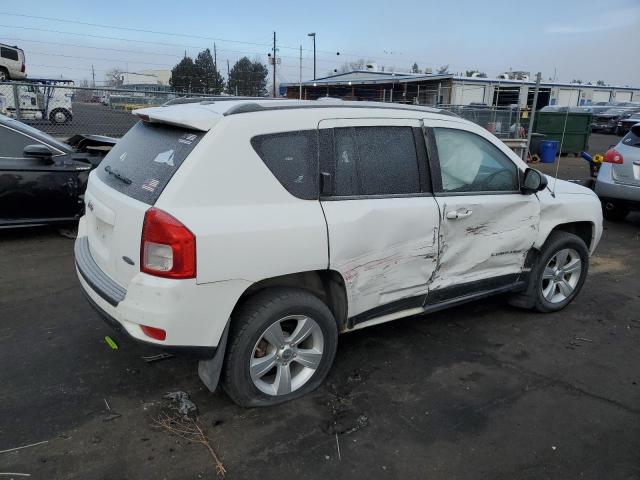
{"left": 104, "top": 165, "right": 132, "bottom": 185}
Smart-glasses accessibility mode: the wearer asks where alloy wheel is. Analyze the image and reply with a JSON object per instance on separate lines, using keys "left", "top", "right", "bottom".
{"left": 249, "top": 315, "right": 324, "bottom": 396}
{"left": 541, "top": 248, "right": 582, "bottom": 303}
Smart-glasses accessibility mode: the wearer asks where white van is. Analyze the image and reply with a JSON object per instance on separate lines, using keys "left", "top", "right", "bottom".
{"left": 75, "top": 99, "right": 603, "bottom": 407}
{"left": 0, "top": 43, "right": 26, "bottom": 81}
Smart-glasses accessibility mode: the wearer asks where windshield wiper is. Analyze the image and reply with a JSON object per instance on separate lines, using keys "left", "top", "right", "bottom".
{"left": 104, "top": 165, "right": 132, "bottom": 185}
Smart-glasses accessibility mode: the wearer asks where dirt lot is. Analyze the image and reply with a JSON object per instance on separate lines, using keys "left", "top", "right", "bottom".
{"left": 1, "top": 134, "right": 639, "bottom": 479}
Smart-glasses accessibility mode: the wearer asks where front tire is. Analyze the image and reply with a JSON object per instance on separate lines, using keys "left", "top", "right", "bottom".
{"left": 222, "top": 288, "right": 338, "bottom": 407}
{"left": 510, "top": 231, "right": 589, "bottom": 313}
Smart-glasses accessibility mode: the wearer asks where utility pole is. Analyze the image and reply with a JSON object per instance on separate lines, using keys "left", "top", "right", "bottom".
{"left": 525, "top": 72, "right": 542, "bottom": 158}
{"left": 299, "top": 45, "right": 303, "bottom": 100}
{"left": 213, "top": 43, "right": 217, "bottom": 93}
{"left": 307, "top": 32, "right": 316, "bottom": 80}
{"left": 272, "top": 31, "right": 277, "bottom": 97}
{"left": 91, "top": 65, "right": 95, "bottom": 87}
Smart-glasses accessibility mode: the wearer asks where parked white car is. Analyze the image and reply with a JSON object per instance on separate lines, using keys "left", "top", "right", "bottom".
{"left": 75, "top": 99, "right": 603, "bottom": 407}
{"left": 0, "top": 43, "right": 26, "bottom": 81}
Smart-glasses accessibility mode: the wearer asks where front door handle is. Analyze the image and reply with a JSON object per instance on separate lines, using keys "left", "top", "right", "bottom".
{"left": 446, "top": 209, "right": 473, "bottom": 220}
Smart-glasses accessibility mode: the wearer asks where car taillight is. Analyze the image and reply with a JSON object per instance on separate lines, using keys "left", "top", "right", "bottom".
{"left": 21, "top": 63, "right": 25, "bottom": 73}
{"left": 141, "top": 208, "right": 196, "bottom": 279}
{"left": 604, "top": 148, "right": 624, "bottom": 164}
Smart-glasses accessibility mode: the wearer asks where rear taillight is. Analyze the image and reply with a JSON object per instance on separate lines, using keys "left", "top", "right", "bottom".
{"left": 141, "top": 208, "right": 196, "bottom": 279}
{"left": 604, "top": 148, "right": 624, "bottom": 164}
{"left": 21, "top": 63, "right": 25, "bottom": 73}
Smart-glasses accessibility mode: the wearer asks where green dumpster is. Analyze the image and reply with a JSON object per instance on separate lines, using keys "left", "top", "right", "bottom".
{"left": 533, "top": 112, "right": 592, "bottom": 156}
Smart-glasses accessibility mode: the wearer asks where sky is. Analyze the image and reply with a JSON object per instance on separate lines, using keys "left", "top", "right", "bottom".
{"left": 1, "top": 0, "right": 639, "bottom": 87}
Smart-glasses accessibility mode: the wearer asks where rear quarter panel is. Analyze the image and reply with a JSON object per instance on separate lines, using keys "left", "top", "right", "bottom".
{"left": 156, "top": 111, "right": 330, "bottom": 285}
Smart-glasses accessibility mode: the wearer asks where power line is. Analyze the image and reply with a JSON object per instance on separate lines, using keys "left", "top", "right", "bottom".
{"left": 0, "top": 30, "right": 339, "bottom": 66}
{"left": 0, "top": 11, "right": 452, "bottom": 65}
{"left": 0, "top": 12, "right": 276, "bottom": 49}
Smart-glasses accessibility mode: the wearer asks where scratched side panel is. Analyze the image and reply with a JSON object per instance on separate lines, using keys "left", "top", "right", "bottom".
{"left": 322, "top": 197, "right": 440, "bottom": 318}
{"left": 429, "top": 194, "right": 540, "bottom": 291}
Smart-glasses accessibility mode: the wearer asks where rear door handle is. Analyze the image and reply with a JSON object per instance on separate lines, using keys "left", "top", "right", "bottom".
{"left": 446, "top": 209, "right": 473, "bottom": 220}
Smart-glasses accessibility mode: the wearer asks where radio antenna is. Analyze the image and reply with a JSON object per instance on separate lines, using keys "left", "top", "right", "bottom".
{"left": 551, "top": 89, "right": 574, "bottom": 197}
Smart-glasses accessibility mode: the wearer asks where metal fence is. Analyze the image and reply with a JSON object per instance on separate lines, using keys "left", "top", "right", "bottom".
{"left": 0, "top": 81, "right": 531, "bottom": 141}
{"left": 0, "top": 82, "right": 215, "bottom": 138}
{"left": 443, "top": 105, "right": 530, "bottom": 140}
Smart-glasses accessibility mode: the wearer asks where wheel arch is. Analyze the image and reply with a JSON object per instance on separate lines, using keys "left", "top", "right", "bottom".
{"left": 547, "top": 221, "right": 594, "bottom": 250}
{"left": 234, "top": 270, "right": 348, "bottom": 330}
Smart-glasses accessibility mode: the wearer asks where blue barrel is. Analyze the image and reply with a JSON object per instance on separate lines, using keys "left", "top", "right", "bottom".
{"left": 540, "top": 140, "right": 560, "bottom": 163}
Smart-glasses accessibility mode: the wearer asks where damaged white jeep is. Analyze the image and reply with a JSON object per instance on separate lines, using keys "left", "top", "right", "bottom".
{"left": 75, "top": 99, "right": 602, "bottom": 407}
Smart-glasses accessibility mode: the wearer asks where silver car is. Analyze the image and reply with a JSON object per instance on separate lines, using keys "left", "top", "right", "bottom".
{"left": 595, "top": 125, "right": 640, "bottom": 220}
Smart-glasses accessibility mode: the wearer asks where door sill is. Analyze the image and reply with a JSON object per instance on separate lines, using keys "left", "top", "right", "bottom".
{"left": 347, "top": 281, "right": 525, "bottom": 332}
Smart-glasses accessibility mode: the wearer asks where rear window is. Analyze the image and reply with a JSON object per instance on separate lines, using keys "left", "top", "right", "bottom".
{"left": 96, "top": 121, "right": 203, "bottom": 204}
{"left": 621, "top": 127, "right": 640, "bottom": 149}
{"left": 1, "top": 47, "right": 19, "bottom": 61}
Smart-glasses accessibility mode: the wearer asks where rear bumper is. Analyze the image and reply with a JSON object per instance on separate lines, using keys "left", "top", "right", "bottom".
{"left": 74, "top": 232, "right": 252, "bottom": 352}
{"left": 79, "top": 283, "right": 216, "bottom": 357}
{"left": 595, "top": 164, "right": 640, "bottom": 205}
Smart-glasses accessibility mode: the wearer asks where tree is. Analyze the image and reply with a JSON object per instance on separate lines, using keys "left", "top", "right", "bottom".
{"left": 437, "top": 64, "right": 449, "bottom": 74}
{"left": 596, "top": 80, "right": 607, "bottom": 86}
{"left": 104, "top": 67, "right": 124, "bottom": 87}
{"left": 571, "top": 79, "right": 583, "bottom": 84}
{"left": 411, "top": 62, "right": 420, "bottom": 74}
{"left": 465, "top": 69, "right": 487, "bottom": 78}
{"left": 75, "top": 78, "right": 92, "bottom": 102}
{"left": 227, "top": 57, "right": 269, "bottom": 97}
{"left": 192, "top": 49, "right": 225, "bottom": 94}
{"left": 170, "top": 55, "right": 196, "bottom": 92}
{"left": 336, "top": 58, "right": 374, "bottom": 74}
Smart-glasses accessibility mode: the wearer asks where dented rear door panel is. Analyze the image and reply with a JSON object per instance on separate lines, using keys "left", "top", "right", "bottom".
{"left": 318, "top": 118, "right": 440, "bottom": 319}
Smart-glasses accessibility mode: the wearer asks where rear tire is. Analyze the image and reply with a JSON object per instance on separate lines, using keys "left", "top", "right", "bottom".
{"left": 602, "top": 200, "right": 629, "bottom": 221}
{"left": 509, "top": 231, "right": 589, "bottom": 313}
{"left": 222, "top": 288, "right": 338, "bottom": 407}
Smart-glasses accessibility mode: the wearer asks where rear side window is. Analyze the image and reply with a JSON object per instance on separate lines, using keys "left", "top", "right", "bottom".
{"left": 251, "top": 130, "right": 318, "bottom": 200}
{"left": 324, "top": 126, "right": 421, "bottom": 197}
{"left": 1, "top": 47, "right": 19, "bottom": 61}
{"left": 96, "top": 121, "right": 203, "bottom": 205}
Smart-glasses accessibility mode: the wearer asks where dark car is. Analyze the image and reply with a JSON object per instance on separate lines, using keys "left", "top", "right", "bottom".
{"left": 616, "top": 112, "right": 640, "bottom": 136}
{"left": 0, "top": 115, "right": 116, "bottom": 228}
{"left": 592, "top": 108, "right": 640, "bottom": 134}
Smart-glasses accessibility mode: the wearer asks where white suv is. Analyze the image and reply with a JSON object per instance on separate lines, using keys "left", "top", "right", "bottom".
{"left": 0, "top": 43, "right": 26, "bottom": 81}
{"left": 75, "top": 99, "right": 602, "bottom": 407}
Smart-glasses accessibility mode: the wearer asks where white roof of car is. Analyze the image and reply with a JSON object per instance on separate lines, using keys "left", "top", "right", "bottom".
{"left": 133, "top": 98, "right": 453, "bottom": 131}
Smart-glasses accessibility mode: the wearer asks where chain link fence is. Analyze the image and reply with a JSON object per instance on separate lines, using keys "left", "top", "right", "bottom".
{"left": 0, "top": 81, "right": 214, "bottom": 138}
{"left": 0, "top": 81, "right": 531, "bottom": 142}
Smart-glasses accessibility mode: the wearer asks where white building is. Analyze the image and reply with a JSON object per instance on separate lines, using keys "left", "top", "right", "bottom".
{"left": 121, "top": 69, "right": 171, "bottom": 86}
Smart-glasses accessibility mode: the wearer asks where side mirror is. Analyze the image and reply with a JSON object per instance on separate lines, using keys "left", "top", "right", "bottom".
{"left": 23, "top": 144, "right": 53, "bottom": 163}
{"left": 521, "top": 168, "right": 548, "bottom": 194}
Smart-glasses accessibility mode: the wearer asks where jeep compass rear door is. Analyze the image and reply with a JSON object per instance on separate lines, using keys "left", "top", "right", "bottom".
{"left": 318, "top": 118, "right": 440, "bottom": 326}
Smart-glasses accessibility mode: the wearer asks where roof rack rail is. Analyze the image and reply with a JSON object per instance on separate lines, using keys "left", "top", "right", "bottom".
{"left": 223, "top": 102, "right": 457, "bottom": 117}
{"left": 163, "top": 96, "right": 279, "bottom": 106}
